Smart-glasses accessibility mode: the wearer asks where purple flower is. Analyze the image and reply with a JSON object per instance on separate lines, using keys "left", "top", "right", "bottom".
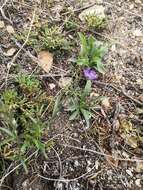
{"left": 83, "top": 68, "right": 97, "bottom": 80}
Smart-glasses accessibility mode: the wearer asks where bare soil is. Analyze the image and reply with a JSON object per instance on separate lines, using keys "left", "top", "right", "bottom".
{"left": 0, "top": 0, "right": 143, "bottom": 190}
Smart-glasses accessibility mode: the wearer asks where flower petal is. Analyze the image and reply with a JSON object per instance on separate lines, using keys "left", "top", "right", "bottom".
{"left": 83, "top": 68, "right": 97, "bottom": 80}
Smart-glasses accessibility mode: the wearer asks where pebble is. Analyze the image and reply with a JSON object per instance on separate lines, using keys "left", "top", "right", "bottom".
{"left": 135, "top": 0, "right": 142, "bottom": 4}
{"left": 49, "top": 83, "right": 56, "bottom": 90}
{"left": 6, "top": 25, "right": 15, "bottom": 34}
{"left": 135, "top": 179, "right": 141, "bottom": 187}
{"left": 126, "top": 169, "right": 133, "bottom": 177}
{"left": 133, "top": 29, "right": 142, "bottom": 37}
{"left": 0, "top": 21, "right": 5, "bottom": 28}
{"left": 95, "top": 160, "right": 99, "bottom": 170}
{"left": 4, "top": 48, "right": 16, "bottom": 57}
{"left": 74, "top": 160, "right": 79, "bottom": 167}
{"left": 129, "top": 4, "right": 134, "bottom": 10}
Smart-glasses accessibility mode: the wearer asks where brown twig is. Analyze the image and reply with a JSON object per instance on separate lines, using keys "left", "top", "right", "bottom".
{"left": 0, "top": 151, "right": 38, "bottom": 188}
{"left": 62, "top": 144, "right": 143, "bottom": 162}
{"left": 93, "top": 81, "right": 143, "bottom": 106}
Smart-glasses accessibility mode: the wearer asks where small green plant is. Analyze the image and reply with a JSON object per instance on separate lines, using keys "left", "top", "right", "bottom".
{"left": 0, "top": 75, "right": 50, "bottom": 171}
{"left": 16, "top": 74, "right": 40, "bottom": 94}
{"left": 64, "top": 15, "right": 79, "bottom": 31}
{"left": 2, "top": 89, "right": 18, "bottom": 106}
{"left": 39, "top": 25, "right": 68, "bottom": 50}
{"left": 77, "top": 33, "right": 107, "bottom": 74}
{"left": 85, "top": 14, "right": 106, "bottom": 29}
{"left": 67, "top": 80, "right": 97, "bottom": 128}
{"left": 15, "top": 25, "right": 69, "bottom": 51}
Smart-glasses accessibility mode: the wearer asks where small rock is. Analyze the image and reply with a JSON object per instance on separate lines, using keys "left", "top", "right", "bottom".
{"left": 135, "top": 179, "right": 141, "bottom": 187}
{"left": 122, "top": 151, "right": 129, "bottom": 158}
{"left": 0, "top": 21, "right": 5, "bottom": 28}
{"left": 136, "top": 162, "right": 143, "bottom": 172}
{"left": 87, "top": 160, "right": 92, "bottom": 165}
{"left": 135, "top": 0, "right": 142, "bottom": 4}
{"left": 6, "top": 25, "right": 15, "bottom": 34}
{"left": 111, "top": 44, "right": 116, "bottom": 52}
{"left": 133, "top": 29, "right": 142, "bottom": 37}
{"left": 73, "top": 133, "right": 78, "bottom": 138}
{"left": 79, "top": 5, "right": 106, "bottom": 22}
{"left": 4, "top": 48, "right": 16, "bottom": 57}
{"left": 90, "top": 92, "right": 99, "bottom": 98}
{"left": 49, "top": 83, "right": 56, "bottom": 90}
{"left": 95, "top": 160, "right": 99, "bottom": 170}
{"left": 126, "top": 169, "right": 133, "bottom": 177}
{"left": 74, "top": 160, "right": 79, "bottom": 167}
{"left": 129, "top": 4, "right": 134, "bottom": 10}
{"left": 86, "top": 166, "right": 92, "bottom": 172}
{"left": 58, "top": 77, "right": 72, "bottom": 88}
{"left": 22, "top": 179, "right": 29, "bottom": 188}
{"left": 136, "top": 79, "right": 143, "bottom": 85}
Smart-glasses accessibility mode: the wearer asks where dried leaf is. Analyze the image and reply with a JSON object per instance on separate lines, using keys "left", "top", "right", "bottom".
{"left": 120, "top": 119, "right": 133, "bottom": 133}
{"left": 38, "top": 51, "right": 53, "bottom": 73}
{"left": 127, "top": 136, "right": 138, "bottom": 148}
{"left": 106, "top": 155, "right": 119, "bottom": 167}
{"left": 4, "top": 48, "right": 16, "bottom": 57}
{"left": 6, "top": 25, "right": 15, "bottom": 34}
{"left": 101, "top": 97, "right": 110, "bottom": 109}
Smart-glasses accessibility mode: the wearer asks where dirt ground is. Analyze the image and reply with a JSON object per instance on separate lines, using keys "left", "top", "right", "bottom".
{"left": 0, "top": 0, "right": 143, "bottom": 190}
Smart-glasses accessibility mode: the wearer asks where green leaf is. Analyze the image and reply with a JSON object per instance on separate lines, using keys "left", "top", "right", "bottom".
{"left": 88, "top": 35, "right": 95, "bottom": 52}
{"left": 83, "top": 80, "right": 92, "bottom": 96}
{"left": 0, "top": 127, "right": 16, "bottom": 138}
{"left": 20, "top": 159, "right": 28, "bottom": 174}
{"left": 69, "top": 110, "right": 79, "bottom": 121}
{"left": 33, "top": 139, "right": 42, "bottom": 150}
{"left": 21, "top": 143, "right": 28, "bottom": 153}
{"left": 96, "top": 60, "right": 106, "bottom": 74}
{"left": 52, "top": 93, "right": 62, "bottom": 117}
{"left": 67, "top": 104, "right": 77, "bottom": 112}
{"left": 81, "top": 109, "right": 92, "bottom": 128}
{"left": 78, "top": 32, "right": 88, "bottom": 56}
{"left": 77, "top": 58, "right": 89, "bottom": 66}
{"left": 99, "top": 46, "right": 108, "bottom": 55}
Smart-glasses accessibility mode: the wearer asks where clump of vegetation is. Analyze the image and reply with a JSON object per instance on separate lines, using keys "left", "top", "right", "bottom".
{"left": 85, "top": 14, "right": 106, "bottom": 29}
{"left": 16, "top": 74, "right": 40, "bottom": 94}
{"left": 66, "top": 80, "right": 101, "bottom": 128}
{"left": 64, "top": 15, "right": 79, "bottom": 31}
{"left": 0, "top": 74, "right": 50, "bottom": 170}
{"left": 15, "top": 25, "right": 69, "bottom": 51}
{"left": 77, "top": 33, "right": 107, "bottom": 74}
{"left": 39, "top": 25, "right": 68, "bottom": 50}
